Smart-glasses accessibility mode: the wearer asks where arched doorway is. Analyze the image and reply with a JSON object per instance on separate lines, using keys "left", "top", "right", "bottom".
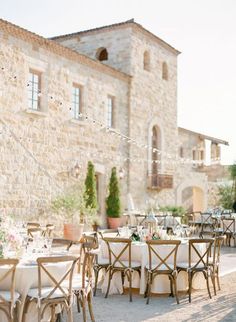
{"left": 176, "top": 179, "right": 207, "bottom": 212}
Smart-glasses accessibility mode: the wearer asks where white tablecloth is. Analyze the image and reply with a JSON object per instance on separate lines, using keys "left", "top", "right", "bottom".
{"left": 99, "top": 239, "right": 206, "bottom": 295}
{"left": 0, "top": 259, "right": 70, "bottom": 322}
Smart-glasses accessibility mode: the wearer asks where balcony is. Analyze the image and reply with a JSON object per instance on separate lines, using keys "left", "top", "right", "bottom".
{"left": 147, "top": 173, "right": 173, "bottom": 190}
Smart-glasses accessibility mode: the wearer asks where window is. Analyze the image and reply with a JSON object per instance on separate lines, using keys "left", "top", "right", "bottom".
{"left": 107, "top": 96, "right": 114, "bottom": 128}
{"left": 71, "top": 84, "right": 81, "bottom": 119}
{"left": 28, "top": 69, "right": 41, "bottom": 110}
{"left": 192, "top": 150, "right": 196, "bottom": 160}
{"left": 200, "top": 150, "right": 204, "bottom": 160}
{"left": 96, "top": 47, "right": 108, "bottom": 61}
{"left": 143, "top": 51, "right": 150, "bottom": 71}
{"left": 162, "top": 62, "right": 168, "bottom": 80}
{"left": 179, "top": 146, "right": 184, "bottom": 158}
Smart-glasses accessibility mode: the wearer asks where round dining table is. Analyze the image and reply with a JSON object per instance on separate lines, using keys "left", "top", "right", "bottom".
{"left": 98, "top": 238, "right": 206, "bottom": 295}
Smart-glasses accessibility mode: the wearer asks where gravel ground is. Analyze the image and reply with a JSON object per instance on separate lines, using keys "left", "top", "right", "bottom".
{"left": 62, "top": 246, "right": 236, "bottom": 322}
{"left": 62, "top": 271, "right": 236, "bottom": 322}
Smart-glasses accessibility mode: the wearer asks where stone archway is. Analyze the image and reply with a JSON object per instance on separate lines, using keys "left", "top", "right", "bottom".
{"left": 176, "top": 178, "right": 207, "bottom": 212}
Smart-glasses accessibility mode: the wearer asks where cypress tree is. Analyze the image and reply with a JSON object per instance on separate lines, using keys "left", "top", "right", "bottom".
{"left": 84, "top": 161, "right": 97, "bottom": 210}
{"left": 106, "top": 167, "right": 121, "bottom": 218}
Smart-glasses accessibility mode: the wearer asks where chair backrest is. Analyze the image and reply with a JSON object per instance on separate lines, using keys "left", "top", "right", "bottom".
{"left": 37, "top": 256, "right": 78, "bottom": 302}
{"left": 222, "top": 218, "right": 236, "bottom": 234}
{"left": 82, "top": 233, "right": 98, "bottom": 249}
{"left": 27, "top": 222, "right": 40, "bottom": 228}
{"left": 201, "top": 213, "right": 213, "bottom": 225}
{"left": 155, "top": 215, "right": 166, "bottom": 227}
{"left": 81, "top": 251, "right": 94, "bottom": 289}
{"left": 0, "top": 258, "right": 19, "bottom": 305}
{"left": 146, "top": 240, "right": 181, "bottom": 271}
{"left": 52, "top": 238, "right": 73, "bottom": 251}
{"left": 27, "top": 227, "right": 42, "bottom": 238}
{"left": 44, "top": 224, "right": 55, "bottom": 237}
{"left": 103, "top": 237, "right": 131, "bottom": 268}
{"left": 98, "top": 229, "right": 119, "bottom": 238}
{"left": 189, "top": 238, "right": 214, "bottom": 269}
{"left": 212, "top": 236, "right": 225, "bottom": 265}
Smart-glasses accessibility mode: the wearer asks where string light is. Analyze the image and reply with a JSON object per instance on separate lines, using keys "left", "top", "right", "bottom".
{"left": 0, "top": 65, "right": 214, "bottom": 166}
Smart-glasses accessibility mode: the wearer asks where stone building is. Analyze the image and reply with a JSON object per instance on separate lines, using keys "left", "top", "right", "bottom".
{"left": 0, "top": 18, "right": 228, "bottom": 223}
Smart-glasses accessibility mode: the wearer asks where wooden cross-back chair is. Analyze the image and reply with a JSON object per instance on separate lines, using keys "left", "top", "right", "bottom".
{"left": 177, "top": 238, "right": 214, "bottom": 303}
{"left": 145, "top": 240, "right": 181, "bottom": 304}
{"left": 51, "top": 238, "right": 73, "bottom": 251}
{"left": 222, "top": 218, "right": 236, "bottom": 246}
{"left": 199, "top": 213, "right": 215, "bottom": 238}
{"left": 26, "top": 222, "right": 40, "bottom": 228}
{"left": 103, "top": 237, "right": 141, "bottom": 302}
{"left": 71, "top": 247, "right": 95, "bottom": 322}
{"left": 155, "top": 215, "right": 166, "bottom": 228}
{"left": 79, "top": 233, "right": 98, "bottom": 274}
{"left": 42, "top": 224, "right": 55, "bottom": 238}
{"left": 23, "top": 255, "right": 78, "bottom": 322}
{"left": 0, "top": 258, "right": 20, "bottom": 322}
{"left": 97, "top": 229, "right": 119, "bottom": 238}
{"left": 209, "top": 235, "right": 225, "bottom": 295}
{"left": 27, "top": 227, "right": 42, "bottom": 238}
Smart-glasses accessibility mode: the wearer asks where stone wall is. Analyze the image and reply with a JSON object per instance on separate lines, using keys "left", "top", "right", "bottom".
{"left": 0, "top": 28, "right": 130, "bottom": 224}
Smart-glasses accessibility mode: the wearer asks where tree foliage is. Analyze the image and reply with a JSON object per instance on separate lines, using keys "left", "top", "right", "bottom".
{"left": 218, "top": 185, "right": 234, "bottom": 210}
{"left": 106, "top": 167, "right": 121, "bottom": 218}
{"left": 84, "top": 161, "right": 98, "bottom": 210}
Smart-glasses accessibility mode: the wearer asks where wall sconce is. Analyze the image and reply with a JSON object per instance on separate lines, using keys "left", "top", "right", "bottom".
{"left": 72, "top": 162, "right": 81, "bottom": 178}
{"left": 118, "top": 167, "right": 125, "bottom": 180}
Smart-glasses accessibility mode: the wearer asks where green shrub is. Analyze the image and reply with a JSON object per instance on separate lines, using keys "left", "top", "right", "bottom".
{"left": 106, "top": 167, "right": 121, "bottom": 218}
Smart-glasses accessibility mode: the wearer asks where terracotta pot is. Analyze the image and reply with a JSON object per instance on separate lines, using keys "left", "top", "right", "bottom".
{"left": 63, "top": 223, "right": 84, "bottom": 241}
{"left": 107, "top": 217, "right": 121, "bottom": 229}
{"left": 92, "top": 224, "right": 99, "bottom": 232}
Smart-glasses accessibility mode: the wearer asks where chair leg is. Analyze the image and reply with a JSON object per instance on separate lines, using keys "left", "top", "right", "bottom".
{"left": 81, "top": 296, "right": 87, "bottom": 322}
{"left": 93, "top": 267, "right": 99, "bottom": 296}
{"left": 22, "top": 297, "right": 31, "bottom": 322}
{"left": 105, "top": 268, "right": 112, "bottom": 299}
{"left": 121, "top": 271, "right": 125, "bottom": 293}
{"left": 146, "top": 272, "right": 152, "bottom": 305}
{"left": 67, "top": 306, "right": 73, "bottom": 322}
{"left": 210, "top": 268, "right": 217, "bottom": 296}
{"left": 204, "top": 271, "right": 212, "bottom": 299}
{"left": 216, "top": 267, "right": 221, "bottom": 291}
{"left": 129, "top": 271, "right": 133, "bottom": 302}
{"left": 169, "top": 276, "right": 174, "bottom": 297}
{"left": 76, "top": 293, "right": 81, "bottom": 313}
{"left": 188, "top": 272, "right": 192, "bottom": 303}
{"left": 88, "top": 290, "right": 95, "bottom": 322}
{"left": 172, "top": 276, "right": 179, "bottom": 305}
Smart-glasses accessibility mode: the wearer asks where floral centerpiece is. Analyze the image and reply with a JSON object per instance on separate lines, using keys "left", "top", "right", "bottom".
{"left": 0, "top": 217, "right": 23, "bottom": 257}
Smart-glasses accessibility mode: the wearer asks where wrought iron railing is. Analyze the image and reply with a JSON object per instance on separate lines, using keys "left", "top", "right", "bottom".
{"left": 147, "top": 173, "right": 173, "bottom": 189}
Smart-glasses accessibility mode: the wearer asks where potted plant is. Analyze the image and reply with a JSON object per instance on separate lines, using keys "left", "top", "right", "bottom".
{"left": 106, "top": 167, "right": 121, "bottom": 229}
{"left": 51, "top": 185, "right": 85, "bottom": 241}
{"left": 83, "top": 161, "right": 100, "bottom": 229}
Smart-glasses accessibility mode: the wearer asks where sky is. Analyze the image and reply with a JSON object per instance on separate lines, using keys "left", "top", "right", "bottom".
{"left": 0, "top": 0, "right": 235, "bottom": 164}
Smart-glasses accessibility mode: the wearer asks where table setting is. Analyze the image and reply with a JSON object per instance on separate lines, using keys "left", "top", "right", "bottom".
{"left": 97, "top": 224, "right": 206, "bottom": 295}
{"left": 0, "top": 218, "right": 76, "bottom": 322}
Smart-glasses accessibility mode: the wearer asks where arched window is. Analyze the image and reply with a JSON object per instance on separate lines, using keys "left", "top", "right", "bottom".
{"left": 96, "top": 47, "right": 108, "bottom": 61}
{"left": 143, "top": 51, "right": 150, "bottom": 71}
{"left": 162, "top": 62, "right": 168, "bottom": 80}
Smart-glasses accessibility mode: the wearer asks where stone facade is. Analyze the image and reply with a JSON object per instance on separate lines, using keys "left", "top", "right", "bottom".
{"left": 0, "top": 19, "right": 229, "bottom": 223}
